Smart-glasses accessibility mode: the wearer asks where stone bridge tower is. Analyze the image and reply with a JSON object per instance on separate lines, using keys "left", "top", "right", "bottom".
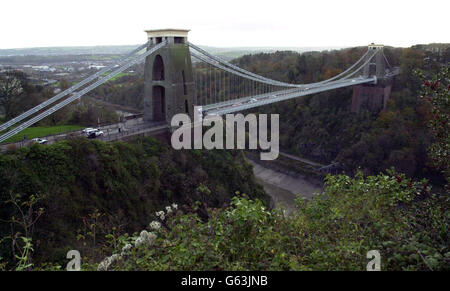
{"left": 351, "top": 43, "right": 393, "bottom": 113}
{"left": 143, "top": 29, "right": 195, "bottom": 123}
{"left": 362, "top": 44, "right": 387, "bottom": 78}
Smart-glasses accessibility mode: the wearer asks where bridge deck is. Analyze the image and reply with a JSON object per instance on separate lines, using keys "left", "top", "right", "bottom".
{"left": 203, "top": 77, "right": 376, "bottom": 116}
{"left": 0, "top": 119, "right": 168, "bottom": 153}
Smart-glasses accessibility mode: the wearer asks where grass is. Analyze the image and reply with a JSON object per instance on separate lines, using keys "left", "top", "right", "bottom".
{"left": 52, "top": 81, "right": 78, "bottom": 88}
{"left": 51, "top": 71, "right": 129, "bottom": 89}
{"left": 101, "top": 72, "right": 132, "bottom": 82}
{"left": 2, "top": 125, "right": 84, "bottom": 143}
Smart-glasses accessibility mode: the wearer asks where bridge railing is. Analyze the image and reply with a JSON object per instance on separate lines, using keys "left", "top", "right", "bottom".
{"left": 98, "top": 122, "right": 168, "bottom": 142}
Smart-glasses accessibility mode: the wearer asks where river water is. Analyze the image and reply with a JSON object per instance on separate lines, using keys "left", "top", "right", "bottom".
{"left": 248, "top": 160, "right": 323, "bottom": 213}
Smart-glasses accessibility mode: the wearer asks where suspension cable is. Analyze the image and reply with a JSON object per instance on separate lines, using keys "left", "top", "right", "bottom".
{"left": 189, "top": 42, "right": 373, "bottom": 88}
{"left": 191, "top": 48, "right": 377, "bottom": 89}
{"left": 0, "top": 41, "right": 167, "bottom": 143}
{"left": 0, "top": 40, "right": 151, "bottom": 132}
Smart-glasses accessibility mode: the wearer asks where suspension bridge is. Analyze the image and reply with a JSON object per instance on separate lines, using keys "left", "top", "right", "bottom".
{"left": 0, "top": 29, "right": 398, "bottom": 144}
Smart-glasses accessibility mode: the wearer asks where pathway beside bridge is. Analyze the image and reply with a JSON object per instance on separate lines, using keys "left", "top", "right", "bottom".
{"left": 278, "top": 151, "right": 325, "bottom": 168}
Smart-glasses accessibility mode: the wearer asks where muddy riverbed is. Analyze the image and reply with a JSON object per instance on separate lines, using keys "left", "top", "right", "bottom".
{"left": 248, "top": 160, "right": 323, "bottom": 213}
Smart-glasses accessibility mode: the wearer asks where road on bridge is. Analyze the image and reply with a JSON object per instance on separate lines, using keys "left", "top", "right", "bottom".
{"left": 0, "top": 118, "right": 168, "bottom": 153}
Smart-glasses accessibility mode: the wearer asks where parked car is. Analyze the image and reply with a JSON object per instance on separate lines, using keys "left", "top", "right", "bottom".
{"left": 85, "top": 129, "right": 104, "bottom": 139}
{"left": 31, "top": 138, "right": 48, "bottom": 144}
{"left": 82, "top": 127, "right": 96, "bottom": 133}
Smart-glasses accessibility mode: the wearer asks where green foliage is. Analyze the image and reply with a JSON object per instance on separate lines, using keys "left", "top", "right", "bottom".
{"left": 0, "top": 257, "right": 5, "bottom": 270}
{"left": 1, "top": 45, "right": 448, "bottom": 272}
{"left": 232, "top": 45, "right": 448, "bottom": 182}
{"left": 63, "top": 99, "right": 119, "bottom": 127}
{"left": 0, "top": 70, "right": 119, "bottom": 129}
{"left": 88, "top": 75, "right": 145, "bottom": 110}
{"left": 103, "top": 171, "right": 448, "bottom": 271}
{"left": 0, "top": 192, "right": 46, "bottom": 270}
{"left": 0, "top": 71, "right": 24, "bottom": 119}
{"left": 415, "top": 66, "right": 449, "bottom": 185}
{"left": 14, "top": 237, "right": 34, "bottom": 271}
{"left": 0, "top": 137, "right": 267, "bottom": 267}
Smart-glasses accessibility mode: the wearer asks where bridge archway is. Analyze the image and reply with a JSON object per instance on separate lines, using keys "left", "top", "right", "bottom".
{"left": 153, "top": 55, "right": 164, "bottom": 81}
{"left": 152, "top": 85, "right": 166, "bottom": 121}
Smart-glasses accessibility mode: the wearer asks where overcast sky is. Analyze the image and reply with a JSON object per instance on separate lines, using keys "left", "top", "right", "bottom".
{"left": 0, "top": 0, "right": 448, "bottom": 49}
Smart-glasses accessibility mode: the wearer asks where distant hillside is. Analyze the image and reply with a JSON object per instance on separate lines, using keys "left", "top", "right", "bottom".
{"left": 0, "top": 45, "right": 141, "bottom": 56}
{"left": 197, "top": 45, "right": 348, "bottom": 60}
{"left": 0, "top": 44, "right": 347, "bottom": 60}
{"left": 412, "top": 43, "right": 450, "bottom": 54}
{"left": 1, "top": 43, "right": 449, "bottom": 60}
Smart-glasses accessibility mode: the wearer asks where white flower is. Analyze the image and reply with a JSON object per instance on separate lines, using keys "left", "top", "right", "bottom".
{"left": 156, "top": 211, "right": 165, "bottom": 221}
{"left": 97, "top": 254, "right": 122, "bottom": 271}
{"left": 135, "top": 230, "right": 157, "bottom": 248}
{"left": 165, "top": 206, "right": 172, "bottom": 214}
{"left": 97, "top": 260, "right": 109, "bottom": 271}
{"left": 147, "top": 232, "right": 157, "bottom": 245}
{"left": 121, "top": 243, "right": 132, "bottom": 254}
{"left": 149, "top": 221, "right": 161, "bottom": 231}
{"left": 156, "top": 211, "right": 165, "bottom": 220}
{"left": 140, "top": 230, "right": 149, "bottom": 239}
{"left": 171, "top": 203, "right": 178, "bottom": 210}
{"left": 135, "top": 236, "right": 145, "bottom": 248}
{"left": 110, "top": 254, "right": 121, "bottom": 262}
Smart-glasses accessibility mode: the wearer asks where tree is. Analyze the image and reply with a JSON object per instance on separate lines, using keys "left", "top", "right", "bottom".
{"left": 59, "top": 78, "right": 71, "bottom": 91}
{"left": 0, "top": 70, "right": 25, "bottom": 120}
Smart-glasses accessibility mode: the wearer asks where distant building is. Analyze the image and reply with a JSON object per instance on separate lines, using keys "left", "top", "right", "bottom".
{"left": 89, "top": 65, "right": 106, "bottom": 70}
